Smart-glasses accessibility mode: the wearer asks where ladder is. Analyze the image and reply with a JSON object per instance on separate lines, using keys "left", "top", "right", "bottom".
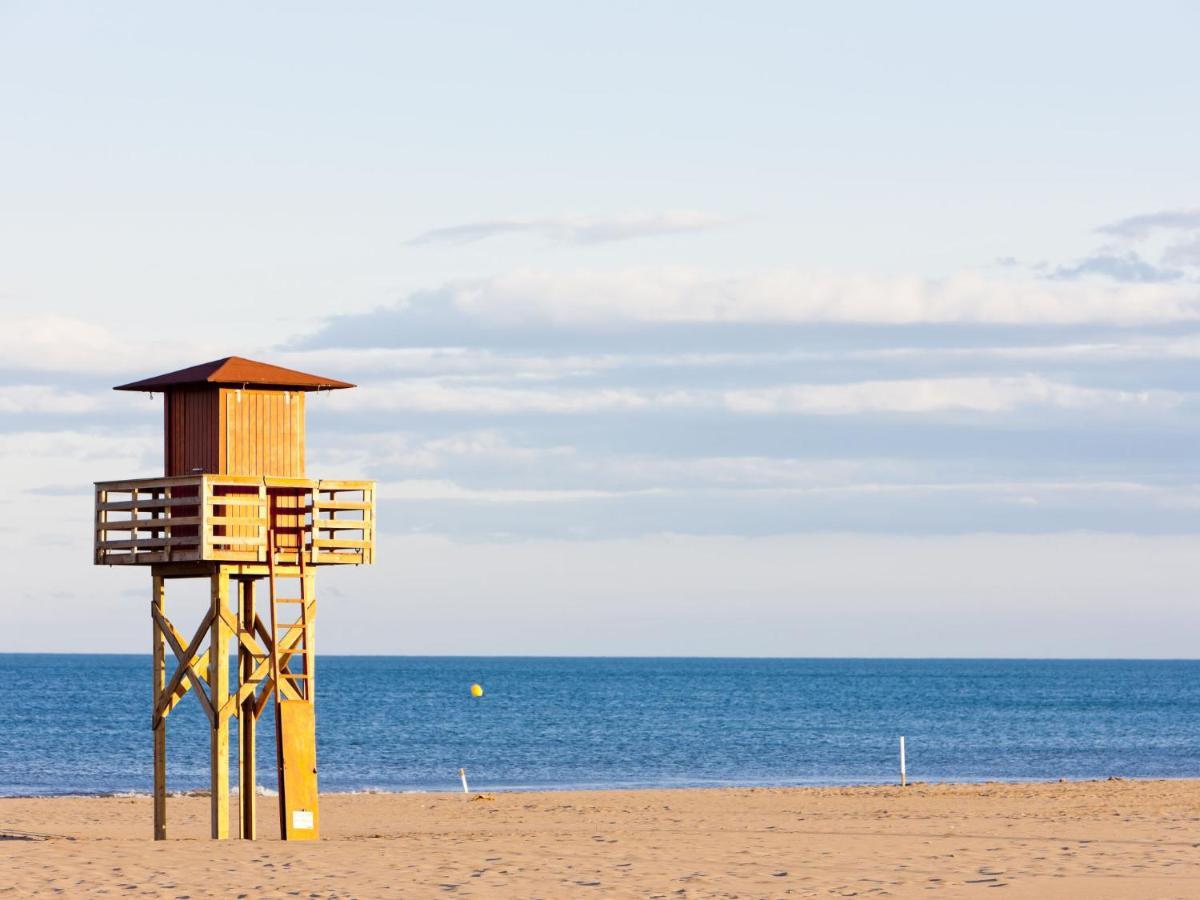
{"left": 265, "top": 489, "right": 320, "bottom": 840}
{"left": 267, "top": 521, "right": 312, "bottom": 702}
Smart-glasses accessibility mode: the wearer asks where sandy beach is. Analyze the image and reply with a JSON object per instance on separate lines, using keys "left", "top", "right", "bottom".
{"left": 2, "top": 779, "right": 1198, "bottom": 898}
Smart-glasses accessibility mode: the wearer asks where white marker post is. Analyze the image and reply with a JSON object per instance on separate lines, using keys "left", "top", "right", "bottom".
{"left": 459, "top": 767, "right": 470, "bottom": 794}
{"left": 899, "top": 736, "right": 907, "bottom": 787}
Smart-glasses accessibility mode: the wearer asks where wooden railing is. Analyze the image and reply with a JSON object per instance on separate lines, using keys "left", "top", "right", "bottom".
{"left": 94, "top": 475, "right": 375, "bottom": 566}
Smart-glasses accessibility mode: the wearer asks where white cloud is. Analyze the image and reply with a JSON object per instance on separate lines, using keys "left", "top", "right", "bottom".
{"left": 1097, "top": 208, "right": 1200, "bottom": 239}
{"left": 382, "top": 466, "right": 1200, "bottom": 511}
{"left": 282, "top": 335, "right": 1200, "bottom": 385}
{"left": 0, "top": 429, "right": 158, "bottom": 541}
{"left": 0, "top": 315, "right": 217, "bottom": 375}
{"left": 721, "top": 376, "right": 1176, "bottom": 415}
{"left": 436, "top": 267, "right": 1200, "bottom": 327}
{"left": 377, "top": 479, "right": 660, "bottom": 503}
{"left": 331, "top": 375, "right": 1179, "bottom": 418}
{"left": 308, "top": 429, "right": 576, "bottom": 478}
{"left": 340, "top": 380, "right": 672, "bottom": 414}
{"left": 0, "top": 385, "right": 125, "bottom": 415}
{"left": 405, "top": 211, "right": 726, "bottom": 246}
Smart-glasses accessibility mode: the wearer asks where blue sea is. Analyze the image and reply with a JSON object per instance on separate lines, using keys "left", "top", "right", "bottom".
{"left": 1, "top": 655, "right": 1198, "bottom": 796}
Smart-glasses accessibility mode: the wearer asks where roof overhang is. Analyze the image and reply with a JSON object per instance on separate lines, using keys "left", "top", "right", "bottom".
{"left": 114, "top": 356, "right": 355, "bottom": 392}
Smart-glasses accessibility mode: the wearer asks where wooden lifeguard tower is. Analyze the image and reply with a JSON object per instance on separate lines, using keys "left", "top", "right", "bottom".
{"left": 93, "top": 357, "right": 375, "bottom": 841}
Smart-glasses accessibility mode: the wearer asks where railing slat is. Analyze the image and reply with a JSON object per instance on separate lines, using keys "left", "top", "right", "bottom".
{"left": 94, "top": 517, "right": 202, "bottom": 531}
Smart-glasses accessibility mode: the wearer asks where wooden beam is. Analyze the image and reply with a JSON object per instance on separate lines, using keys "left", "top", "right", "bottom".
{"left": 151, "top": 575, "right": 166, "bottom": 841}
{"left": 209, "top": 568, "right": 232, "bottom": 840}
{"left": 238, "top": 578, "right": 257, "bottom": 840}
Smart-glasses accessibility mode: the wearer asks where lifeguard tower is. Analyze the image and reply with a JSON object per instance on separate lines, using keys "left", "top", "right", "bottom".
{"left": 93, "top": 357, "right": 375, "bottom": 841}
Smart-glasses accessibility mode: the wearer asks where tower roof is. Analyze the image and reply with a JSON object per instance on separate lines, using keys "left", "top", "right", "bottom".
{"left": 113, "top": 356, "right": 355, "bottom": 392}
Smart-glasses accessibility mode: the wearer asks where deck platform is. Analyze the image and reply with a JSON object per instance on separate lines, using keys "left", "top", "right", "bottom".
{"left": 94, "top": 475, "right": 375, "bottom": 567}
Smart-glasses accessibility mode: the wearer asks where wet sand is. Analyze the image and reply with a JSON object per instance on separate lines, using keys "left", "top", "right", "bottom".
{"left": 2, "top": 779, "right": 1199, "bottom": 897}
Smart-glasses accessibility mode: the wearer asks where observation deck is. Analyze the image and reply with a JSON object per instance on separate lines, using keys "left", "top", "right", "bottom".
{"left": 94, "top": 474, "right": 375, "bottom": 567}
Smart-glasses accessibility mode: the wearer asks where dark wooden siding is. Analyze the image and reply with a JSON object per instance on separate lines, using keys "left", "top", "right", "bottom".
{"left": 164, "top": 388, "right": 221, "bottom": 475}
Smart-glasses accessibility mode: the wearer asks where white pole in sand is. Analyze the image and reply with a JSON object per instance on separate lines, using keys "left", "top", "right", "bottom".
{"left": 459, "top": 767, "right": 470, "bottom": 794}
{"left": 899, "top": 736, "right": 907, "bottom": 787}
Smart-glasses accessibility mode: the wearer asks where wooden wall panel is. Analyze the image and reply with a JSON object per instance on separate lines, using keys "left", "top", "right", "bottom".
{"left": 163, "top": 387, "right": 306, "bottom": 477}
{"left": 164, "top": 388, "right": 220, "bottom": 476}
{"left": 219, "top": 388, "right": 305, "bottom": 477}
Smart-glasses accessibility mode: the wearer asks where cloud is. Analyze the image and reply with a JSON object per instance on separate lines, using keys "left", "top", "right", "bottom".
{"left": 449, "top": 269, "right": 1200, "bottom": 326}
{"left": 1163, "top": 236, "right": 1200, "bottom": 268}
{"left": 1088, "top": 209, "right": 1200, "bottom": 279}
{"left": 331, "top": 375, "right": 1177, "bottom": 418}
{"left": 23, "top": 483, "right": 94, "bottom": 496}
{"left": 297, "top": 271, "right": 1200, "bottom": 354}
{"left": 280, "top": 334, "right": 1200, "bottom": 384}
{"left": 720, "top": 376, "right": 1175, "bottom": 416}
{"left": 405, "top": 211, "right": 726, "bottom": 247}
{"left": 1097, "top": 208, "right": 1200, "bottom": 239}
{"left": 0, "top": 385, "right": 121, "bottom": 415}
{"left": 307, "top": 429, "right": 577, "bottom": 479}
{"left": 0, "top": 316, "right": 218, "bottom": 376}
{"left": 1049, "top": 252, "right": 1182, "bottom": 283}
{"left": 377, "top": 479, "right": 662, "bottom": 503}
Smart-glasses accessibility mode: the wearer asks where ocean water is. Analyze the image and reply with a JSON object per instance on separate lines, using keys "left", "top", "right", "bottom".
{"left": 1, "top": 655, "right": 1198, "bottom": 796}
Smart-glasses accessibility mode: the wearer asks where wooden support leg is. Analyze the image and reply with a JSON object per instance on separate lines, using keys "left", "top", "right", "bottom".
{"left": 238, "top": 577, "right": 257, "bottom": 840}
{"left": 303, "top": 568, "right": 316, "bottom": 698}
{"left": 209, "top": 568, "right": 232, "bottom": 840}
{"left": 273, "top": 560, "right": 319, "bottom": 840}
{"left": 151, "top": 575, "right": 167, "bottom": 841}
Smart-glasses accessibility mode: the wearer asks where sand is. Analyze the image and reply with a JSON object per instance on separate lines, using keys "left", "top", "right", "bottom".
{"left": 2, "top": 779, "right": 1199, "bottom": 898}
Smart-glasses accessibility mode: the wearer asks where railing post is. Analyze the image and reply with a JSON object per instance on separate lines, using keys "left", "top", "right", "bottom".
{"left": 131, "top": 487, "right": 140, "bottom": 559}
{"left": 163, "top": 484, "right": 172, "bottom": 563}
{"left": 366, "top": 484, "right": 375, "bottom": 565}
{"left": 94, "top": 487, "right": 105, "bottom": 565}
{"left": 258, "top": 480, "right": 267, "bottom": 563}
{"left": 201, "top": 475, "right": 213, "bottom": 561}
{"left": 306, "top": 482, "right": 315, "bottom": 566}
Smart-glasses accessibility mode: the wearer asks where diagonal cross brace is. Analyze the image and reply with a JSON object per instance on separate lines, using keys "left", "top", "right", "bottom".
{"left": 160, "top": 617, "right": 210, "bottom": 717}
{"left": 223, "top": 622, "right": 302, "bottom": 719}
{"left": 153, "top": 606, "right": 216, "bottom": 727}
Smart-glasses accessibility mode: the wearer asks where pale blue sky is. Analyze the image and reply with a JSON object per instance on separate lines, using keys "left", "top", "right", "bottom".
{"left": 2, "top": 2, "right": 1199, "bottom": 655}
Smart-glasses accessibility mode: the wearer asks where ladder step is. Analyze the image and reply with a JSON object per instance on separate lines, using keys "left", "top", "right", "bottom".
{"left": 274, "top": 597, "right": 305, "bottom": 603}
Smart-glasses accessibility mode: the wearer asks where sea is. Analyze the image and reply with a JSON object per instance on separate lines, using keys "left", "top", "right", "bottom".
{"left": 1, "top": 655, "right": 1198, "bottom": 796}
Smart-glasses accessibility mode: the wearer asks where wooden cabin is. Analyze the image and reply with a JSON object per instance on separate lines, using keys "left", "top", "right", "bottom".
{"left": 95, "top": 357, "right": 374, "bottom": 566}
{"left": 134, "top": 355, "right": 335, "bottom": 478}
{"left": 94, "top": 357, "right": 376, "bottom": 843}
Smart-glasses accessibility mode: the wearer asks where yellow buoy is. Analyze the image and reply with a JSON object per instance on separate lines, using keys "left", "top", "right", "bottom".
{"left": 470, "top": 683, "right": 484, "bottom": 698}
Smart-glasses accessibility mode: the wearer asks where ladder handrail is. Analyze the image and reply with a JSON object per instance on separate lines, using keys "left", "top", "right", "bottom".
{"left": 266, "top": 494, "right": 313, "bottom": 704}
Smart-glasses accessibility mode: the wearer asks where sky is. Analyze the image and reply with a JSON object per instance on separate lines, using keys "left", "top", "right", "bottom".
{"left": 2, "top": 2, "right": 1199, "bottom": 656}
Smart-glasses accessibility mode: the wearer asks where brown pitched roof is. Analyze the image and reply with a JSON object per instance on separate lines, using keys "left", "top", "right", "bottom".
{"left": 113, "top": 356, "right": 355, "bottom": 392}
